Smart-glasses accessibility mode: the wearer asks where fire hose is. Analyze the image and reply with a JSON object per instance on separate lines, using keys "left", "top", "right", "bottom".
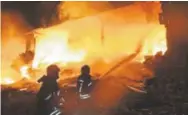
{"left": 97, "top": 32, "right": 159, "bottom": 93}
{"left": 99, "top": 39, "right": 143, "bottom": 79}
{"left": 99, "top": 25, "right": 161, "bottom": 79}
{"left": 98, "top": 45, "right": 147, "bottom": 93}
{"left": 97, "top": 26, "right": 162, "bottom": 93}
{"left": 96, "top": 41, "right": 148, "bottom": 93}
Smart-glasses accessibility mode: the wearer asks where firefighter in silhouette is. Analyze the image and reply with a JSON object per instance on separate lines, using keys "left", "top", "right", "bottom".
{"left": 77, "top": 65, "right": 93, "bottom": 100}
{"left": 36, "top": 64, "right": 62, "bottom": 115}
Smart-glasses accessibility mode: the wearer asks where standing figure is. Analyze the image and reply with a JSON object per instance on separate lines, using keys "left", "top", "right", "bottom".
{"left": 77, "top": 65, "right": 93, "bottom": 100}
{"left": 36, "top": 64, "right": 61, "bottom": 115}
{"left": 74, "top": 65, "right": 94, "bottom": 115}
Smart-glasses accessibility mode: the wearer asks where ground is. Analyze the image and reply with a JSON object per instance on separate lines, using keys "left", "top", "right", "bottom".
{"left": 2, "top": 69, "right": 188, "bottom": 115}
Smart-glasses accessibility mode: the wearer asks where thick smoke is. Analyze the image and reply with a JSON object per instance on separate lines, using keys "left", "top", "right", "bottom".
{"left": 37, "top": 2, "right": 60, "bottom": 27}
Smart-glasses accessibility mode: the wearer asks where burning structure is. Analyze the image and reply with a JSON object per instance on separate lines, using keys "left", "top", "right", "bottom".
{"left": 1, "top": 2, "right": 166, "bottom": 86}
{"left": 2, "top": 1, "right": 188, "bottom": 115}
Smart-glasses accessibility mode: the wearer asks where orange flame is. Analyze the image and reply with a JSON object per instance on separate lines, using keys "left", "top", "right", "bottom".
{"left": 1, "top": 2, "right": 167, "bottom": 84}
{"left": 142, "top": 25, "right": 167, "bottom": 56}
{"left": 32, "top": 29, "right": 86, "bottom": 69}
{"left": 0, "top": 77, "right": 14, "bottom": 85}
{"left": 20, "top": 66, "right": 30, "bottom": 79}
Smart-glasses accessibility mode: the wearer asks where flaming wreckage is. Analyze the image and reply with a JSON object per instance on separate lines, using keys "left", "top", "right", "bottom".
{"left": 2, "top": 2, "right": 188, "bottom": 115}
{"left": 10, "top": 1, "right": 185, "bottom": 92}
{"left": 11, "top": 31, "right": 36, "bottom": 78}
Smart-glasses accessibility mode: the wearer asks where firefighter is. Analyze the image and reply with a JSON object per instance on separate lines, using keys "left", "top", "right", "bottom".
{"left": 36, "top": 64, "right": 61, "bottom": 115}
{"left": 73, "top": 65, "right": 94, "bottom": 115}
{"left": 77, "top": 65, "right": 93, "bottom": 100}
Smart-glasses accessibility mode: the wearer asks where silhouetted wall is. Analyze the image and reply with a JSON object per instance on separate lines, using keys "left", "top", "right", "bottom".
{"left": 160, "top": 2, "right": 188, "bottom": 66}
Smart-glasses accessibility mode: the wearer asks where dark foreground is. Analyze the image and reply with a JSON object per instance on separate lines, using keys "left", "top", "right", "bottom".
{"left": 1, "top": 88, "right": 188, "bottom": 115}
{"left": 2, "top": 69, "right": 188, "bottom": 115}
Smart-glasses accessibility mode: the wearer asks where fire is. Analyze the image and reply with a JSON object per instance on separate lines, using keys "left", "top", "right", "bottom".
{"left": 1, "top": 11, "right": 30, "bottom": 84}
{"left": 1, "top": 2, "right": 167, "bottom": 85}
{"left": 0, "top": 77, "right": 14, "bottom": 85}
{"left": 142, "top": 25, "right": 167, "bottom": 56}
{"left": 20, "top": 66, "right": 30, "bottom": 79}
{"left": 153, "top": 40, "right": 167, "bottom": 55}
{"left": 32, "top": 29, "right": 86, "bottom": 69}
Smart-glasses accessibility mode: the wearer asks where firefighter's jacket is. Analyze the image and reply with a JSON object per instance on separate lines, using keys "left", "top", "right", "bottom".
{"left": 37, "top": 75, "right": 59, "bottom": 100}
{"left": 77, "top": 74, "right": 93, "bottom": 96}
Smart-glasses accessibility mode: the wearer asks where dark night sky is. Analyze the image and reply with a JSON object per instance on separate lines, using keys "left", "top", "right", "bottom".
{"left": 1, "top": 1, "right": 59, "bottom": 28}
{"left": 1, "top": 1, "right": 134, "bottom": 28}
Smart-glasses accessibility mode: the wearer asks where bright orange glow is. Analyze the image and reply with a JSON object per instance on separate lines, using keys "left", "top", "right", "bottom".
{"left": 141, "top": 26, "right": 167, "bottom": 56}
{"left": 1, "top": 2, "right": 167, "bottom": 85}
{"left": 20, "top": 65, "right": 30, "bottom": 79}
{"left": 1, "top": 11, "right": 30, "bottom": 84}
{"left": 135, "top": 25, "right": 167, "bottom": 63}
{"left": 32, "top": 29, "right": 86, "bottom": 69}
{"left": 0, "top": 77, "right": 14, "bottom": 85}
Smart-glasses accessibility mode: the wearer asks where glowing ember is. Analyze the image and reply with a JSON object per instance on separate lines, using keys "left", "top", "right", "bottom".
{"left": 20, "top": 66, "right": 30, "bottom": 79}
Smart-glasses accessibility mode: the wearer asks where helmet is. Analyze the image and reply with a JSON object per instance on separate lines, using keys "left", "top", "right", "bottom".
{"left": 81, "top": 65, "right": 90, "bottom": 74}
{"left": 47, "top": 64, "right": 60, "bottom": 76}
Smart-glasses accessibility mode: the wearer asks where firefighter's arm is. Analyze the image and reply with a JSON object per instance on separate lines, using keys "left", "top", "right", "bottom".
{"left": 37, "top": 75, "right": 45, "bottom": 83}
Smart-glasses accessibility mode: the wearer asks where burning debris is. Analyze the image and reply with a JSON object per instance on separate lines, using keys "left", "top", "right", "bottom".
{"left": 1, "top": 11, "right": 32, "bottom": 84}
{"left": 2, "top": 1, "right": 188, "bottom": 115}
{"left": 1, "top": 1, "right": 167, "bottom": 87}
